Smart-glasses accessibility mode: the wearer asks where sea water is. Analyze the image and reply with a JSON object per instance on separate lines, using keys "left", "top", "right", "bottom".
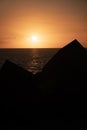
{"left": 0, "top": 49, "right": 59, "bottom": 74}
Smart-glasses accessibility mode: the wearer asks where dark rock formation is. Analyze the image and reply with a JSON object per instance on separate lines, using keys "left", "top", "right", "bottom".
{"left": 35, "top": 39, "right": 87, "bottom": 122}
{"left": 43, "top": 39, "right": 87, "bottom": 77}
{"left": 0, "top": 60, "right": 35, "bottom": 97}
{"left": 0, "top": 60, "right": 37, "bottom": 129}
{"left": 0, "top": 39, "right": 87, "bottom": 129}
{"left": 37, "top": 40, "right": 87, "bottom": 90}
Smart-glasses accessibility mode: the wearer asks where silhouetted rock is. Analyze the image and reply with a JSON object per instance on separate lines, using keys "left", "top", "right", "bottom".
{"left": 0, "top": 60, "right": 37, "bottom": 128}
{"left": 1, "top": 40, "right": 87, "bottom": 129}
{"left": 37, "top": 40, "right": 87, "bottom": 87}
{"left": 43, "top": 39, "right": 87, "bottom": 77}
{"left": 36, "top": 39, "right": 87, "bottom": 116}
{"left": 0, "top": 60, "right": 36, "bottom": 97}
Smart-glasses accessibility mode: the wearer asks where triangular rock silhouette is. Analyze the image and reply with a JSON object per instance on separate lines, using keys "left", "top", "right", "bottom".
{"left": 0, "top": 60, "right": 33, "bottom": 80}
{"left": 36, "top": 39, "right": 87, "bottom": 96}
{"left": 36, "top": 40, "right": 87, "bottom": 116}
{"left": 0, "top": 60, "right": 37, "bottom": 128}
{"left": 0, "top": 60, "right": 36, "bottom": 97}
{"left": 0, "top": 40, "right": 87, "bottom": 129}
{"left": 42, "top": 39, "right": 87, "bottom": 79}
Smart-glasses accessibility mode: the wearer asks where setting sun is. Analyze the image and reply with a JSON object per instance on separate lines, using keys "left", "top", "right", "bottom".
{"left": 32, "top": 36, "right": 38, "bottom": 42}
{"left": 0, "top": 0, "right": 87, "bottom": 48}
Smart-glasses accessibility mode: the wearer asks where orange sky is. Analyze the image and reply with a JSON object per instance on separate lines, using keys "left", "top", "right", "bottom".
{"left": 0, "top": 0, "right": 87, "bottom": 48}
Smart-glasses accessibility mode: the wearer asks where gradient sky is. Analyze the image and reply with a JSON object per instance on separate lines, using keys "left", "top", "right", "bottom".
{"left": 0, "top": 0, "right": 87, "bottom": 48}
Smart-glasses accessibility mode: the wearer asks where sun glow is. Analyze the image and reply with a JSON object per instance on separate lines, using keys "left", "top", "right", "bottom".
{"left": 26, "top": 34, "right": 44, "bottom": 48}
{"left": 32, "top": 36, "right": 38, "bottom": 42}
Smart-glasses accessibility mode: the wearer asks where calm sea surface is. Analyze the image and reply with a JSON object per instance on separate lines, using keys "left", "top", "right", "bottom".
{"left": 0, "top": 49, "right": 59, "bottom": 74}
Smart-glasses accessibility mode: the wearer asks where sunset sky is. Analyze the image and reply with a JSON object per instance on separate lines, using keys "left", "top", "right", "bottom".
{"left": 0, "top": 0, "right": 87, "bottom": 48}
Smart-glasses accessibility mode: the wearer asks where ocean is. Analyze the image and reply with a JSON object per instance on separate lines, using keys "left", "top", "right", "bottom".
{"left": 0, "top": 49, "right": 59, "bottom": 74}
